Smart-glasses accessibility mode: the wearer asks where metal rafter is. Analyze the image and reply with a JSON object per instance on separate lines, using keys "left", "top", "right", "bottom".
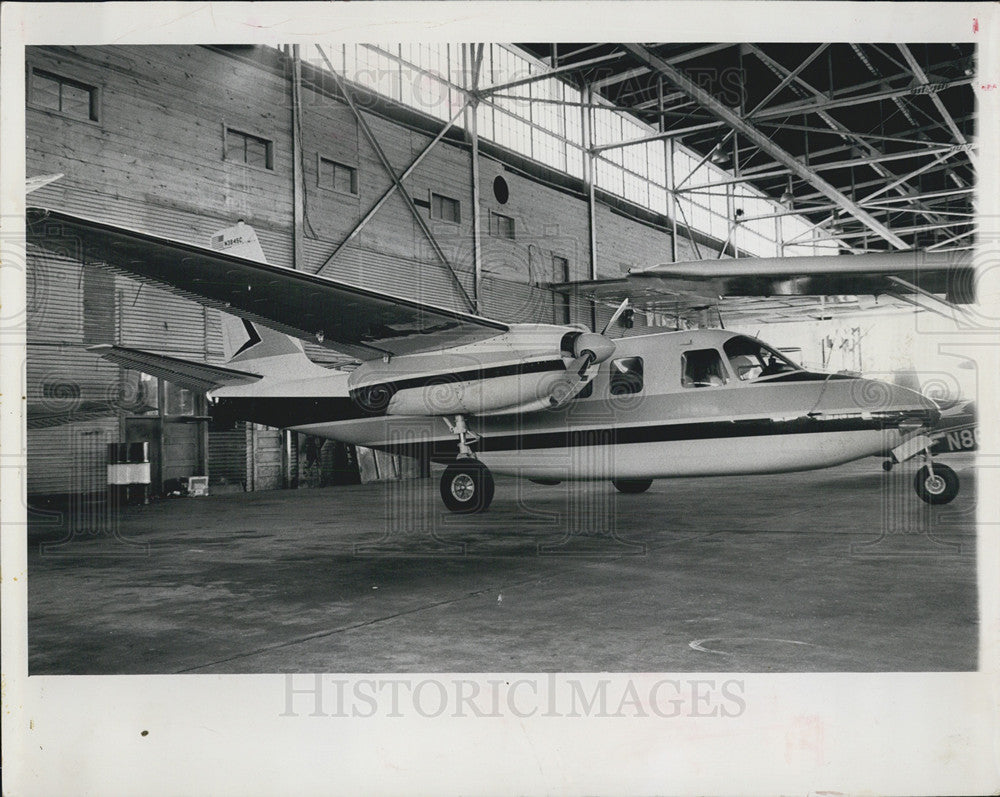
{"left": 746, "top": 44, "right": 953, "bottom": 230}
{"left": 897, "top": 43, "right": 977, "bottom": 168}
{"left": 590, "top": 75, "right": 972, "bottom": 154}
{"left": 478, "top": 51, "right": 625, "bottom": 95}
{"left": 622, "top": 43, "right": 909, "bottom": 249}
{"left": 589, "top": 43, "right": 736, "bottom": 90}
{"left": 677, "top": 144, "right": 967, "bottom": 192}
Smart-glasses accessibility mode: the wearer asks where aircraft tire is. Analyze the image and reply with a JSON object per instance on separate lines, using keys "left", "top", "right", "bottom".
{"left": 440, "top": 460, "right": 495, "bottom": 513}
{"left": 612, "top": 478, "right": 653, "bottom": 494}
{"left": 913, "top": 463, "right": 959, "bottom": 505}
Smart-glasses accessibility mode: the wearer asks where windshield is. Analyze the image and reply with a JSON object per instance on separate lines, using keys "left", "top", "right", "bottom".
{"left": 723, "top": 335, "right": 801, "bottom": 381}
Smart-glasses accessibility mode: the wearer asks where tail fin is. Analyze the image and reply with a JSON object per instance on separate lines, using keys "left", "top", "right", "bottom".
{"left": 211, "top": 221, "right": 318, "bottom": 375}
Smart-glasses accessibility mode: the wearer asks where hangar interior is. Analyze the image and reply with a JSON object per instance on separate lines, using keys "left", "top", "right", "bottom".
{"left": 26, "top": 42, "right": 975, "bottom": 500}
{"left": 25, "top": 43, "right": 978, "bottom": 674}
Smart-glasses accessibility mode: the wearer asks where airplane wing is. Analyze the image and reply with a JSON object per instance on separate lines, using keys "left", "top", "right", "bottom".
{"left": 87, "top": 345, "right": 263, "bottom": 393}
{"left": 27, "top": 207, "right": 509, "bottom": 361}
{"left": 552, "top": 250, "right": 975, "bottom": 320}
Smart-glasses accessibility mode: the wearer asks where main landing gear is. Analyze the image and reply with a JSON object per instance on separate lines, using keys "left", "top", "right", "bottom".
{"left": 885, "top": 433, "right": 960, "bottom": 505}
{"left": 440, "top": 415, "right": 495, "bottom": 514}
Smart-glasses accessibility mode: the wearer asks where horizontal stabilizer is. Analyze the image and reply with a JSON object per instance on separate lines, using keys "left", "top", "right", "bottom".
{"left": 89, "top": 345, "right": 262, "bottom": 393}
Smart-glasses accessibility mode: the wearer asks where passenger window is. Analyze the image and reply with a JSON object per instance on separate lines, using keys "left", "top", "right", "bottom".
{"left": 682, "top": 349, "right": 728, "bottom": 388}
{"left": 610, "top": 357, "right": 643, "bottom": 395}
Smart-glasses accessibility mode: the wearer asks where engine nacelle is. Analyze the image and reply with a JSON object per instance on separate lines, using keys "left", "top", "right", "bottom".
{"left": 346, "top": 323, "right": 612, "bottom": 416}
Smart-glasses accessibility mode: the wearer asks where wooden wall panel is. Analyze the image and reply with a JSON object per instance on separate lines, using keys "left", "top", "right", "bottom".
{"left": 594, "top": 204, "right": 676, "bottom": 278}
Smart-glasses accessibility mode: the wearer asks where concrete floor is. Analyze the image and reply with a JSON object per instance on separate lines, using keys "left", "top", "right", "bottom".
{"left": 28, "top": 454, "right": 977, "bottom": 674}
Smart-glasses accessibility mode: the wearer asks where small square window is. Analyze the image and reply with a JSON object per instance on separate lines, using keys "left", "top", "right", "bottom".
{"left": 430, "top": 192, "right": 461, "bottom": 224}
{"left": 226, "top": 128, "right": 274, "bottom": 170}
{"left": 319, "top": 156, "right": 358, "bottom": 195}
{"left": 610, "top": 357, "right": 643, "bottom": 395}
{"left": 682, "top": 349, "right": 728, "bottom": 388}
{"left": 490, "top": 211, "right": 515, "bottom": 240}
{"left": 29, "top": 69, "right": 98, "bottom": 122}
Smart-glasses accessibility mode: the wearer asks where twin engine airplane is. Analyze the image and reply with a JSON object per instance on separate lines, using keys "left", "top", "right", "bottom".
{"left": 26, "top": 207, "right": 974, "bottom": 513}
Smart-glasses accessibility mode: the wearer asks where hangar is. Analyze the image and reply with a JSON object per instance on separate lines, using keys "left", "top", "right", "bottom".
{"left": 25, "top": 42, "right": 978, "bottom": 673}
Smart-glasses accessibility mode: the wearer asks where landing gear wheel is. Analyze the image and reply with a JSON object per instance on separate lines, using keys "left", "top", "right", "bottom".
{"left": 612, "top": 478, "right": 653, "bottom": 494}
{"left": 914, "top": 463, "right": 959, "bottom": 505}
{"left": 882, "top": 459, "right": 894, "bottom": 472}
{"left": 440, "top": 461, "right": 495, "bottom": 513}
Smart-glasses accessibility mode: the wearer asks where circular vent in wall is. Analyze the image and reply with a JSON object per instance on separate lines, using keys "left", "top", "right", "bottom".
{"left": 493, "top": 175, "right": 509, "bottom": 204}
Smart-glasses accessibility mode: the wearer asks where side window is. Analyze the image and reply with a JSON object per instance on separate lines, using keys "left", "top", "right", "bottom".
{"left": 682, "top": 349, "right": 728, "bottom": 388}
{"left": 610, "top": 357, "right": 643, "bottom": 395}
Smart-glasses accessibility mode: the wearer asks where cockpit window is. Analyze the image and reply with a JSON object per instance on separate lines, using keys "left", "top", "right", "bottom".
{"left": 681, "top": 348, "right": 728, "bottom": 388}
{"left": 723, "top": 335, "right": 800, "bottom": 381}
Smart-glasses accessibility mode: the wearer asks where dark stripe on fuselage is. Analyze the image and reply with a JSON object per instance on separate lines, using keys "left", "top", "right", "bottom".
{"left": 211, "top": 397, "right": 371, "bottom": 427}
{"left": 434, "top": 414, "right": 908, "bottom": 460}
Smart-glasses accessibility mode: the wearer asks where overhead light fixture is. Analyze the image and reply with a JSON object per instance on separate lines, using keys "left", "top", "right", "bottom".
{"left": 780, "top": 176, "right": 794, "bottom": 209}
{"left": 709, "top": 146, "right": 728, "bottom": 166}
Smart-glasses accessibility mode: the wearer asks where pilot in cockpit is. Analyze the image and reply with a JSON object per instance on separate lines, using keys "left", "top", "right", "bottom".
{"left": 729, "top": 354, "right": 761, "bottom": 381}
{"left": 759, "top": 350, "right": 785, "bottom": 376}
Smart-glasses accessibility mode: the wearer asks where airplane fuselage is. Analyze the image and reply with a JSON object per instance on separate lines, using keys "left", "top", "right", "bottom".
{"left": 209, "top": 328, "right": 939, "bottom": 482}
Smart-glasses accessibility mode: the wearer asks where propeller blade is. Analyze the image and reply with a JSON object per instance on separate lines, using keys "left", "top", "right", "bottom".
{"left": 601, "top": 298, "right": 632, "bottom": 335}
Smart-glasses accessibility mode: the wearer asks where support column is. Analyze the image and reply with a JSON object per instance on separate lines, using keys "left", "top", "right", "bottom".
{"left": 465, "top": 44, "right": 484, "bottom": 312}
{"left": 581, "top": 85, "right": 598, "bottom": 281}
{"left": 290, "top": 45, "right": 305, "bottom": 271}
{"left": 667, "top": 138, "right": 678, "bottom": 262}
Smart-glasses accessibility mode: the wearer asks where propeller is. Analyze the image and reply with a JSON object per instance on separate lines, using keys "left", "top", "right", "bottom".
{"left": 547, "top": 330, "right": 617, "bottom": 408}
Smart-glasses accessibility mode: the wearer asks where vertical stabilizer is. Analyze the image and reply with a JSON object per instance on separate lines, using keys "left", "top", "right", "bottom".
{"left": 211, "top": 222, "right": 316, "bottom": 372}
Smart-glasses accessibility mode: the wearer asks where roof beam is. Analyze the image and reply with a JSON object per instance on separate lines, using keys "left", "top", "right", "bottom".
{"left": 897, "top": 43, "right": 977, "bottom": 168}
{"left": 677, "top": 144, "right": 967, "bottom": 192}
{"left": 589, "top": 43, "right": 735, "bottom": 90}
{"left": 591, "top": 75, "right": 973, "bottom": 153}
{"left": 478, "top": 51, "right": 625, "bottom": 95}
{"left": 746, "top": 44, "right": 953, "bottom": 228}
{"left": 621, "top": 43, "right": 909, "bottom": 249}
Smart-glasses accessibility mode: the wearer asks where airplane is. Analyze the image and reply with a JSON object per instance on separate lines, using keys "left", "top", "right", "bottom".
{"left": 25, "top": 206, "right": 975, "bottom": 513}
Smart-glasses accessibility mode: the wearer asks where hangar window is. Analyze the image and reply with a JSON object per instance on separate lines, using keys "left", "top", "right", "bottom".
{"left": 430, "top": 192, "right": 461, "bottom": 224}
{"left": 29, "top": 69, "right": 99, "bottom": 122}
{"left": 225, "top": 127, "right": 274, "bottom": 170}
{"left": 318, "top": 156, "right": 358, "bottom": 195}
{"left": 610, "top": 357, "right": 643, "bottom": 395}
{"left": 681, "top": 349, "right": 728, "bottom": 388}
{"left": 490, "top": 211, "right": 516, "bottom": 240}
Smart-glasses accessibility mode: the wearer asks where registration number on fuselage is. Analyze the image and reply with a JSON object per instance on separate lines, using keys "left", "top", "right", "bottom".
{"left": 932, "top": 425, "right": 979, "bottom": 454}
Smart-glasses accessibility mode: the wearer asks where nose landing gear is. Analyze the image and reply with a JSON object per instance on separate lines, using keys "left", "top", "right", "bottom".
{"left": 913, "top": 461, "right": 960, "bottom": 505}
{"left": 440, "top": 415, "right": 495, "bottom": 513}
{"left": 888, "top": 433, "right": 961, "bottom": 505}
